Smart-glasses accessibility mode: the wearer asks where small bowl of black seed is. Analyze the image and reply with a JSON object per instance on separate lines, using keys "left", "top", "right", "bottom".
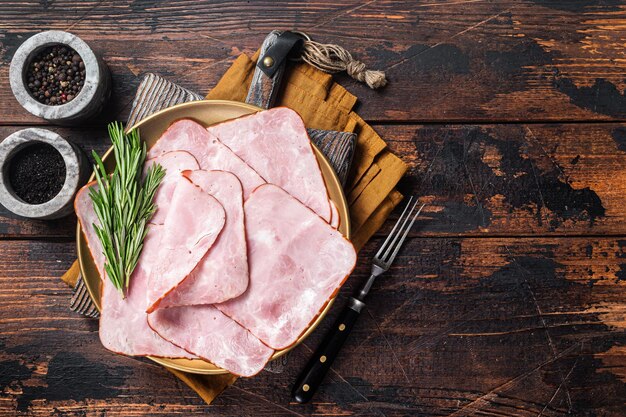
{"left": 9, "top": 31, "right": 111, "bottom": 125}
{"left": 0, "top": 128, "right": 91, "bottom": 220}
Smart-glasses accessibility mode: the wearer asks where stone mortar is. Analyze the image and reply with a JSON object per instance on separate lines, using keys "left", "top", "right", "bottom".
{"left": 0, "top": 128, "right": 91, "bottom": 219}
{"left": 9, "top": 30, "right": 111, "bottom": 125}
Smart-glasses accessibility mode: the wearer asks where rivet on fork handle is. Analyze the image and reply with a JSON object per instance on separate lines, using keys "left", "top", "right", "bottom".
{"left": 292, "top": 298, "right": 364, "bottom": 403}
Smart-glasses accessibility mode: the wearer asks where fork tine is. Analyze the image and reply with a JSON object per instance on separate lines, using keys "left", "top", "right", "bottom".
{"left": 383, "top": 203, "right": 425, "bottom": 265}
{"left": 375, "top": 196, "right": 414, "bottom": 259}
{"left": 380, "top": 198, "right": 420, "bottom": 262}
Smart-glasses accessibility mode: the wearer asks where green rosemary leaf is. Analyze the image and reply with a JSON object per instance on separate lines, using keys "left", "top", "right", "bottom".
{"left": 89, "top": 122, "right": 165, "bottom": 297}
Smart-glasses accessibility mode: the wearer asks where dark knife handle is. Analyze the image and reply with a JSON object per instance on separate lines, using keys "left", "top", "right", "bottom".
{"left": 292, "top": 297, "right": 364, "bottom": 403}
{"left": 245, "top": 30, "right": 285, "bottom": 109}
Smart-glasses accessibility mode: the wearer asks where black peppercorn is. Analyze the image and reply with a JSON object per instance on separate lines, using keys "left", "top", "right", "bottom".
{"left": 25, "top": 45, "right": 85, "bottom": 106}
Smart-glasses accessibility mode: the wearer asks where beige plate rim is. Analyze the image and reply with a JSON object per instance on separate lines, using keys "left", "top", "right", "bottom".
{"left": 76, "top": 99, "right": 351, "bottom": 375}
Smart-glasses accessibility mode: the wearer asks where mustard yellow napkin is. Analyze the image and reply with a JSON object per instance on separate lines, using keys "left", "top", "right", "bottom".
{"left": 62, "top": 51, "right": 407, "bottom": 405}
{"left": 190, "top": 52, "right": 407, "bottom": 400}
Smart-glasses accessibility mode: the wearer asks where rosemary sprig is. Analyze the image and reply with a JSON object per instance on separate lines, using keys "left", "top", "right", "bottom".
{"left": 89, "top": 122, "right": 165, "bottom": 296}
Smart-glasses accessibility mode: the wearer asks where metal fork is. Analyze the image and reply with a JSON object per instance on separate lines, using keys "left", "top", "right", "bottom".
{"left": 292, "top": 197, "right": 425, "bottom": 403}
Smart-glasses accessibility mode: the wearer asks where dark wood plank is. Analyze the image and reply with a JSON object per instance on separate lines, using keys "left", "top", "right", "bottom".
{"left": 3, "top": 122, "right": 626, "bottom": 238}
{"left": 1, "top": 237, "right": 624, "bottom": 416}
{"left": 2, "top": 2, "right": 625, "bottom": 416}
{"left": 379, "top": 122, "right": 626, "bottom": 237}
{"left": 1, "top": 1, "right": 626, "bottom": 123}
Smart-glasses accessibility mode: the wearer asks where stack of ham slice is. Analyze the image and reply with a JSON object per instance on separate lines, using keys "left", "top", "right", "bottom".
{"left": 76, "top": 107, "right": 357, "bottom": 377}
{"left": 208, "top": 108, "right": 332, "bottom": 221}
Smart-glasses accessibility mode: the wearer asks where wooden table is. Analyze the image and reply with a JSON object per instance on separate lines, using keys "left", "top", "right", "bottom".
{"left": 1, "top": 2, "right": 625, "bottom": 416}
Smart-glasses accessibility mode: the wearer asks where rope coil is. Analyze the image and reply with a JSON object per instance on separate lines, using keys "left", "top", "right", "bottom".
{"left": 299, "top": 38, "right": 387, "bottom": 89}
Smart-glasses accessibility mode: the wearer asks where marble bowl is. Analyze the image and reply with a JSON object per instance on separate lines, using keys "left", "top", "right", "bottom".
{"left": 0, "top": 128, "right": 91, "bottom": 219}
{"left": 9, "top": 30, "right": 111, "bottom": 124}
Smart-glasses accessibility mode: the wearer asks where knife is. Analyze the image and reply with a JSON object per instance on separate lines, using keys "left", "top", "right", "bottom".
{"left": 244, "top": 30, "right": 359, "bottom": 375}
{"left": 245, "top": 30, "right": 356, "bottom": 186}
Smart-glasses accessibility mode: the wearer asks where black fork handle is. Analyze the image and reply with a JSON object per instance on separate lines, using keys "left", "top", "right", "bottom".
{"left": 291, "top": 297, "right": 364, "bottom": 403}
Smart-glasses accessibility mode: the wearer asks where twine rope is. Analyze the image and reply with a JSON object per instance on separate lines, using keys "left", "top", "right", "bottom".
{"left": 300, "top": 39, "right": 387, "bottom": 89}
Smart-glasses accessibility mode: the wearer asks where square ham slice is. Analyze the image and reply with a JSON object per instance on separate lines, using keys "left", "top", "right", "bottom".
{"left": 208, "top": 108, "right": 331, "bottom": 222}
{"left": 144, "top": 150, "right": 199, "bottom": 225}
{"left": 74, "top": 185, "right": 194, "bottom": 359}
{"left": 148, "top": 305, "right": 273, "bottom": 377}
{"left": 147, "top": 119, "right": 264, "bottom": 198}
{"left": 159, "top": 170, "right": 249, "bottom": 307}
{"left": 217, "top": 184, "right": 357, "bottom": 350}
{"left": 146, "top": 176, "right": 225, "bottom": 313}
{"left": 99, "top": 225, "right": 198, "bottom": 358}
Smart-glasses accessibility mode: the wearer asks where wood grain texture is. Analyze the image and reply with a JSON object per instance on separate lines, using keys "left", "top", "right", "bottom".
{"left": 379, "top": 123, "right": 626, "bottom": 236}
{"left": 126, "top": 73, "right": 203, "bottom": 127}
{"left": 1, "top": 1, "right": 626, "bottom": 123}
{"left": 1, "top": 1, "right": 626, "bottom": 415}
{"left": 1, "top": 237, "right": 625, "bottom": 416}
{"left": 2, "top": 122, "right": 626, "bottom": 238}
{"left": 307, "top": 128, "right": 356, "bottom": 186}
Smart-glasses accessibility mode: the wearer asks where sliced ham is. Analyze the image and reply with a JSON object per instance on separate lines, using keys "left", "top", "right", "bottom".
{"left": 217, "top": 184, "right": 357, "bottom": 350}
{"left": 75, "top": 182, "right": 106, "bottom": 279}
{"left": 74, "top": 108, "right": 355, "bottom": 372}
{"left": 146, "top": 176, "right": 225, "bottom": 313}
{"left": 160, "top": 170, "right": 249, "bottom": 307}
{"left": 74, "top": 186, "right": 194, "bottom": 358}
{"left": 329, "top": 199, "right": 340, "bottom": 229}
{"left": 147, "top": 119, "right": 264, "bottom": 198}
{"left": 144, "top": 151, "right": 199, "bottom": 225}
{"left": 208, "top": 107, "right": 331, "bottom": 221}
{"left": 100, "top": 225, "right": 196, "bottom": 358}
{"left": 148, "top": 305, "right": 273, "bottom": 376}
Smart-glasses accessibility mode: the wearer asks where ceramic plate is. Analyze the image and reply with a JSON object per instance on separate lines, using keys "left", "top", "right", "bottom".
{"left": 76, "top": 100, "right": 351, "bottom": 374}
